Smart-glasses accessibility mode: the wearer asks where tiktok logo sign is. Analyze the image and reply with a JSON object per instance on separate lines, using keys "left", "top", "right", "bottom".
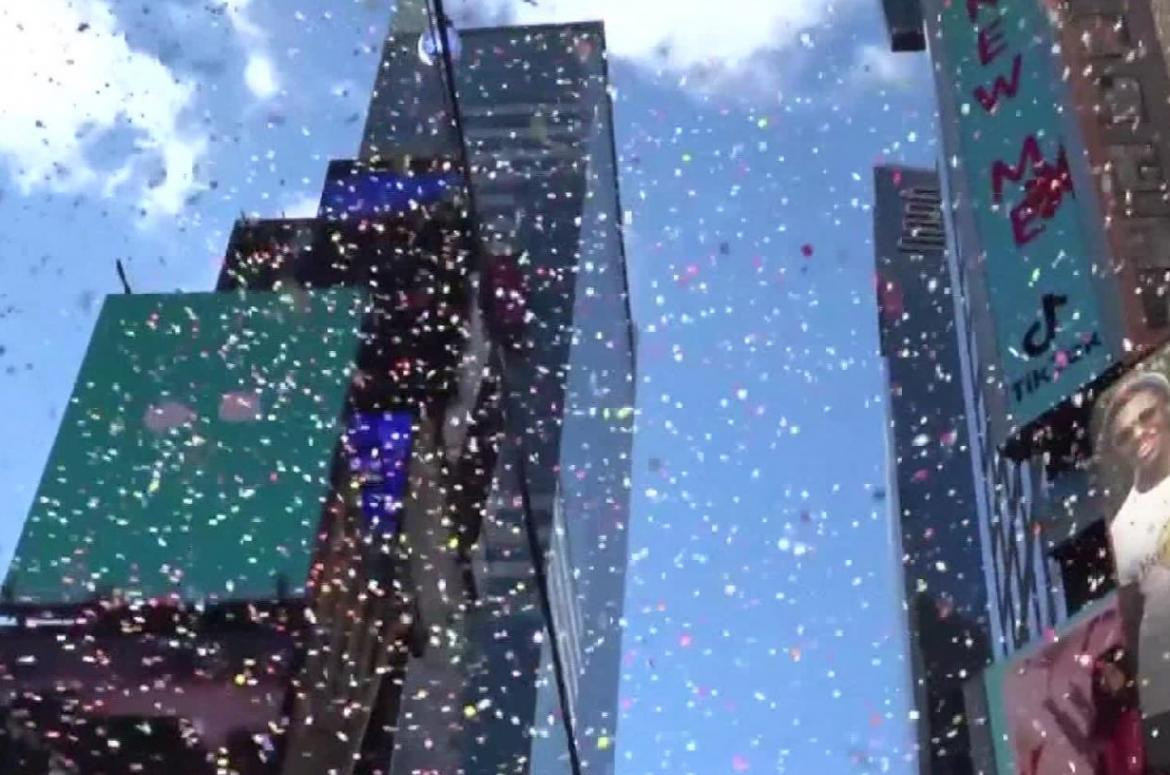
{"left": 1022, "top": 293, "right": 1066, "bottom": 358}
{"left": 1010, "top": 293, "right": 1103, "bottom": 403}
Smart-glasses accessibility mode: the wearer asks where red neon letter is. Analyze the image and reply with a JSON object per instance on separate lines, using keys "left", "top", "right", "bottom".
{"left": 977, "top": 18, "right": 1008, "bottom": 65}
{"left": 973, "top": 54, "right": 1023, "bottom": 112}
{"left": 991, "top": 134, "right": 1043, "bottom": 202}
{"left": 1010, "top": 201, "right": 1045, "bottom": 244}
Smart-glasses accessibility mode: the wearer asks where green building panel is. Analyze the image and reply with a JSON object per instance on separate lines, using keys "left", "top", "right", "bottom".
{"left": 6, "top": 288, "right": 366, "bottom": 604}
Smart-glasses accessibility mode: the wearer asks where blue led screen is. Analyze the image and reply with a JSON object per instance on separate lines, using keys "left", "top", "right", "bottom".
{"left": 320, "top": 165, "right": 461, "bottom": 220}
{"left": 344, "top": 412, "right": 413, "bottom": 534}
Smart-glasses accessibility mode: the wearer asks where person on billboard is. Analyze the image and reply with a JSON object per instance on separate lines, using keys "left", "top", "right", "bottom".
{"left": 1103, "top": 370, "right": 1170, "bottom": 766}
{"left": 1107, "top": 372, "right": 1170, "bottom": 575}
{"left": 1091, "top": 645, "right": 1146, "bottom": 775}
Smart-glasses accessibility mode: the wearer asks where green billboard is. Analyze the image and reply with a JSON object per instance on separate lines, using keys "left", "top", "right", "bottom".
{"left": 935, "top": 0, "right": 1111, "bottom": 432}
{"left": 6, "top": 289, "right": 367, "bottom": 604}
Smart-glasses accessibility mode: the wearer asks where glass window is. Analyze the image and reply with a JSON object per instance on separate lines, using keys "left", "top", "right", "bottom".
{"left": 1097, "top": 74, "right": 1145, "bottom": 125}
{"left": 1073, "top": 14, "right": 1129, "bottom": 58}
{"left": 1108, "top": 143, "right": 1165, "bottom": 192}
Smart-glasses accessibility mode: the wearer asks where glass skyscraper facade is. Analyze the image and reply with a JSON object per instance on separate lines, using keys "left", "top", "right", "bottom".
{"left": 359, "top": 11, "right": 635, "bottom": 773}
{"left": 875, "top": 165, "right": 992, "bottom": 773}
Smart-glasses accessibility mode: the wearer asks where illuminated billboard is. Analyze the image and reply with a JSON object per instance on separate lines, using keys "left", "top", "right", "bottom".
{"left": 343, "top": 411, "right": 413, "bottom": 534}
{"left": 319, "top": 159, "right": 462, "bottom": 221}
{"left": 984, "top": 595, "right": 1143, "bottom": 774}
{"left": 1090, "top": 342, "right": 1170, "bottom": 768}
{"left": 930, "top": 0, "right": 1113, "bottom": 436}
{"left": 5, "top": 289, "right": 366, "bottom": 605}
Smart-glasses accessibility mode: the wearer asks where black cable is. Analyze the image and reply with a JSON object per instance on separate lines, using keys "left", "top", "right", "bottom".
{"left": 421, "top": 2, "right": 488, "bottom": 270}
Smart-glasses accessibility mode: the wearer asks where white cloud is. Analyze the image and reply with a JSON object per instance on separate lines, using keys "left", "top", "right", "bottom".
{"left": 0, "top": 0, "right": 207, "bottom": 217}
{"left": 223, "top": 0, "right": 265, "bottom": 41}
{"left": 244, "top": 54, "right": 280, "bottom": 99}
{"left": 468, "top": 0, "right": 837, "bottom": 70}
{"left": 225, "top": 0, "right": 281, "bottom": 101}
{"left": 281, "top": 192, "right": 320, "bottom": 218}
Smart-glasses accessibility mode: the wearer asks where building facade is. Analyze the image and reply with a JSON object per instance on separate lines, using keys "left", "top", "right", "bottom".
{"left": 878, "top": 0, "right": 1170, "bottom": 770}
{"left": 359, "top": 11, "right": 635, "bottom": 773}
{"left": 913, "top": 0, "right": 1170, "bottom": 648}
{"left": 875, "top": 165, "right": 993, "bottom": 773}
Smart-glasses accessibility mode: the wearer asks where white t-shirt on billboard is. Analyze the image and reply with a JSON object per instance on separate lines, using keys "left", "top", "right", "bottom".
{"left": 1113, "top": 475, "right": 1170, "bottom": 584}
{"left": 1111, "top": 473, "right": 1170, "bottom": 714}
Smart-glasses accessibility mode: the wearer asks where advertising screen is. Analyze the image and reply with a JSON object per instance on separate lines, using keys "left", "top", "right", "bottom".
{"left": 343, "top": 411, "right": 413, "bottom": 534}
{"left": 5, "top": 289, "right": 366, "bottom": 605}
{"left": 319, "top": 160, "right": 462, "bottom": 221}
{"left": 1091, "top": 344, "right": 1170, "bottom": 768}
{"left": 984, "top": 596, "right": 1143, "bottom": 774}
{"left": 929, "top": 0, "right": 1112, "bottom": 434}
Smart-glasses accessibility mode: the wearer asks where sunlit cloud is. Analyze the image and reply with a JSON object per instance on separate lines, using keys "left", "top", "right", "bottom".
{"left": 225, "top": 0, "right": 281, "bottom": 101}
{"left": 460, "top": 0, "right": 840, "bottom": 69}
{"left": 244, "top": 53, "right": 280, "bottom": 99}
{"left": 0, "top": 0, "right": 207, "bottom": 218}
{"left": 447, "top": 0, "right": 858, "bottom": 98}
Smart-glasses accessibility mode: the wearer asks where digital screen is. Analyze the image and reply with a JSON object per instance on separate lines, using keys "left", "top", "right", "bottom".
{"left": 319, "top": 162, "right": 462, "bottom": 220}
{"left": 929, "top": 0, "right": 1111, "bottom": 440}
{"left": 344, "top": 412, "right": 413, "bottom": 534}
{"left": 1091, "top": 344, "right": 1170, "bottom": 768}
{"left": 984, "top": 597, "right": 1140, "bottom": 774}
{"left": 5, "top": 289, "right": 366, "bottom": 605}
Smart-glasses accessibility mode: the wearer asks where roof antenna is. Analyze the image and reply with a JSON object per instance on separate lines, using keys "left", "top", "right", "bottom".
{"left": 115, "top": 259, "right": 133, "bottom": 294}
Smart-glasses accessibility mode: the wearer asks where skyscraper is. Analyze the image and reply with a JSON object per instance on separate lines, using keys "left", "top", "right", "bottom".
{"left": 875, "top": 165, "right": 992, "bottom": 774}
{"left": 360, "top": 11, "right": 635, "bottom": 773}
{"left": 908, "top": 0, "right": 1170, "bottom": 653}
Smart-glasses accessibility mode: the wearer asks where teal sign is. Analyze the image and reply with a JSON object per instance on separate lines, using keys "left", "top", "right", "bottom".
{"left": 939, "top": 0, "right": 1110, "bottom": 429}
{"left": 7, "top": 289, "right": 366, "bottom": 604}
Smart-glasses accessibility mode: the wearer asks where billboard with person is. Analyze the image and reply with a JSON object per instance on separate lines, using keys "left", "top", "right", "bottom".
{"left": 984, "top": 595, "right": 1145, "bottom": 774}
{"left": 1092, "top": 343, "right": 1170, "bottom": 769}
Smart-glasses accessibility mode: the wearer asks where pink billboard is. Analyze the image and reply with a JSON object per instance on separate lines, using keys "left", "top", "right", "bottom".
{"left": 991, "top": 598, "right": 1146, "bottom": 774}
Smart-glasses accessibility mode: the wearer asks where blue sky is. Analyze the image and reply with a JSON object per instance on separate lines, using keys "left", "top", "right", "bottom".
{"left": 0, "top": 1, "right": 939, "bottom": 772}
